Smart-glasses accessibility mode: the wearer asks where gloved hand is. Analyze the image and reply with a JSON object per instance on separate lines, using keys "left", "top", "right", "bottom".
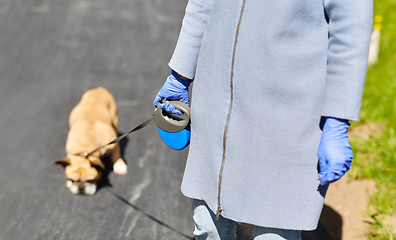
{"left": 317, "top": 117, "right": 353, "bottom": 185}
{"left": 153, "top": 70, "right": 192, "bottom": 115}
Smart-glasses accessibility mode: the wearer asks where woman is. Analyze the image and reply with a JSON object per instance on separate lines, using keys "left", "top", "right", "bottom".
{"left": 154, "top": 0, "right": 373, "bottom": 239}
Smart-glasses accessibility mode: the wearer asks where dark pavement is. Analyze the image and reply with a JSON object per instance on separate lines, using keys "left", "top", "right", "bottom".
{"left": 0, "top": 0, "right": 194, "bottom": 239}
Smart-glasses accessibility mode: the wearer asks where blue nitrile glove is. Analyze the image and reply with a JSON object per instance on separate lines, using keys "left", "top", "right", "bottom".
{"left": 153, "top": 70, "right": 192, "bottom": 115}
{"left": 318, "top": 117, "right": 353, "bottom": 185}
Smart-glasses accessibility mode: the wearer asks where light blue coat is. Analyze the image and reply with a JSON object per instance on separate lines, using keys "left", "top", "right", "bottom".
{"left": 169, "top": 0, "right": 372, "bottom": 230}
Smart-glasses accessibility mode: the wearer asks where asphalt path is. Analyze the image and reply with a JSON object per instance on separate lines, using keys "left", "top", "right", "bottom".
{"left": 0, "top": 0, "right": 339, "bottom": 239}
{"left": 0, "top": 0, "right": 194, "bottom": 239}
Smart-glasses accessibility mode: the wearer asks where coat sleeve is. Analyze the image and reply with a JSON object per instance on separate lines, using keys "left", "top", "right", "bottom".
{"left": 321, "top": 0, "right": 373, "bottom": 121}
{"left": 168, "top": 0, "right": 214, "bottom": 79}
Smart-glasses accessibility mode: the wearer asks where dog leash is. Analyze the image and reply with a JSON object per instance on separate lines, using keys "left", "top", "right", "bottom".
{"left": 79, "top": 100, "right": 190, "bottom": 158}
{"left": 105, "top": 188, "right": 194, "bottom": 239}
{"left": 80, "top": 118, "right": 154, "bottom": 158}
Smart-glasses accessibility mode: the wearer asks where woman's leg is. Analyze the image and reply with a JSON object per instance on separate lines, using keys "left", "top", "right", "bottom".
{"left": 191, "top": 199, "right": 237, "bottom": 240}
{"left": 253, "top": 226, "right": 301, "bottom": 240}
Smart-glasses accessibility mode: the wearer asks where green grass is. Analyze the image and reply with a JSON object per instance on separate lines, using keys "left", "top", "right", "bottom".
{"left": 366, "top": 212, "right": 396, "bottom": 239}
{"left": 348, "top": 0, "right": 396, "bottom": 237}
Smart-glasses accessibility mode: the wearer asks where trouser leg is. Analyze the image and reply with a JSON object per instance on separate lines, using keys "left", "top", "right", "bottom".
{"left": 253, "top": 226, "right": 302, "bottom": 240}
{"left": 191, "top": 199, "right": 237, "bottom": 240}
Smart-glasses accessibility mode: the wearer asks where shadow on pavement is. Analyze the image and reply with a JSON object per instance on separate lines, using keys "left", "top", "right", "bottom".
{"left": 96, "top": 154, "right": 114, "bottom": 190}
{"left": 97, "top": 132, "right": 129, "bottom": 191}
{"left": 302, "top": 205, "right": 342, "bottom": 240}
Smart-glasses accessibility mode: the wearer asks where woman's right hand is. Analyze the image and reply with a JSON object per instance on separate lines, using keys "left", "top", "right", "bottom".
{"left": 153, "top": 70, "right": 192, "bottom": 115}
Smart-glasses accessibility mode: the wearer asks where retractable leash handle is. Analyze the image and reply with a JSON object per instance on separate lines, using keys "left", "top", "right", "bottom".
{"left": 152, "top": 101, "right": 191, "bottom": 150}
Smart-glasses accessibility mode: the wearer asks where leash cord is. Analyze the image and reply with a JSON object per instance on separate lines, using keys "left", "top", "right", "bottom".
{"left": 86, "top": 118, "right": 154, "bottom": 157}
{"left": 87, "top": 113, "right": 193, "bottom": 238}
{"left": 105, "top": 188, "right": 194, "bottom": 239}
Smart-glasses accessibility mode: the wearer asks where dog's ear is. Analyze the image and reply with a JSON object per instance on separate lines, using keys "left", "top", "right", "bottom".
{"left": 88, "top": 157, "right": 105, "bottom": 171}
{"left": 54, "top": 157, "right": 71, "bottom": 167}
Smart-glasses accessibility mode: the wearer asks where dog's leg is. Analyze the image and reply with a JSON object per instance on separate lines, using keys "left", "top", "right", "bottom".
{"left": 112, "top": 114, "right": 119, "bottom": 132}
{"left": 107, "top": 92, "right": 119, "bottom": 132}
{"left": 111, "top": 143, "right": 128, "bottom": 175}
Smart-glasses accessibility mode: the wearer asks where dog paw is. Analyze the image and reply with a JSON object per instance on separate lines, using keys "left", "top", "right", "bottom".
{"left": 113, "top": 158, "right": 128, "bottom": 175}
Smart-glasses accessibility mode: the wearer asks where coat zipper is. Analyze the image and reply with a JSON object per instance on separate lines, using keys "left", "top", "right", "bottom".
{"left": 216, "top": 0, "right": 247, "bottom": 220}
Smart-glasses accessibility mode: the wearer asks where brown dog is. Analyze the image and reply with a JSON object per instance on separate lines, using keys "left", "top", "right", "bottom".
{"left": 55, "top": 87, "right": 127, "bottom": 195}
